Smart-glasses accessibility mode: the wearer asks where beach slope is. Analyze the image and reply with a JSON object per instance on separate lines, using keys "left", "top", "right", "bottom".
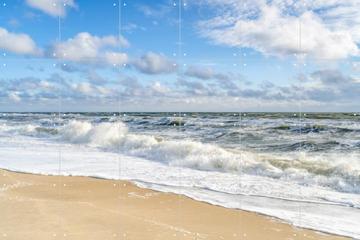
{"left": 0, "top": 169, "right": 349, "bottom": 240}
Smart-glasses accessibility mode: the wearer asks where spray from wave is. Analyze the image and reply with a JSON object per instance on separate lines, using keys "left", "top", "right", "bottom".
{"left": 57, "top": 120, "right": 360, "bottom": 194}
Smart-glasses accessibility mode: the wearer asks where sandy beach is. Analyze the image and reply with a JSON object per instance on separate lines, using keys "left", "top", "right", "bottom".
{"left": 0, "top": 169, "right": 349, "bottom": 240}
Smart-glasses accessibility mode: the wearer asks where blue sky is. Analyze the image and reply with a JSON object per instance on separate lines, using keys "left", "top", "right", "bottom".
{"left": 0, "top": 0, "right": 359, "bottom": 112}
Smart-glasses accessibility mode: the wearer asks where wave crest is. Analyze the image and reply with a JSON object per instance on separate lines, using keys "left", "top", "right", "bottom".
{"left": 57, "top": 120, "right": 360, "bottom": 194}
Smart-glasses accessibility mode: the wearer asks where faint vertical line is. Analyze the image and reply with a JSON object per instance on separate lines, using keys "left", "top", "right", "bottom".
{"left": 177, "top": 0, "right": 183, "bottom": 239}
{"left": 298, "top": 12, "right": 303, "bottom": 229}
{"left": 57, "top": 3, "right": 62, "bottom": 237}
{"left": 118, "top": 0, "right": 122, "bottom": 180}
{"left": 238, "top": 110, "right": 243, "bottom": 239}
{"left": 118, "top": 0, "right": 123, "bottom": 239}
{"left": 236, "top": 49, "right": 243, "bottom": 240}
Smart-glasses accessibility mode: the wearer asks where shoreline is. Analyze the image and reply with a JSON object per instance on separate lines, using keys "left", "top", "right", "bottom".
{"left": 0, "top": 168, "right": 351, "bottom": 240}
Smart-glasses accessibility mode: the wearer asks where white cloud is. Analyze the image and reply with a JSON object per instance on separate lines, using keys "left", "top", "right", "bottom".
{"left": 39, "top": 80, "right": 53, "bottom": 89}
{"left": 184, "top": 65, "right": 240, "bottom": 91}
{"left": 52, "top": 33, "right": 177, "bottom": 74}
{"left": 73, "top": 82, "right": 93, "bottom": 95}
{"left": 133, "top": 52, "right": 176, "bottom": 74}
{"left": 53, "top": 32, "right": 106, "bottom": 61}
{"left": 199, "top": 0, "right": 360, "bottom": 60}
{"left": 8, "top": 92, "right": 21, "bottom": 102}
{"left": 52, "top": 32, "right": 129, "bottom": 65}
{"left": 26, "top": 0, "right": 76, "bottom": 17}
{"left": 137, "top": 4, "right": 171, "bottom": 18}
{"left": 185, "top": 65, "right": 214, "bottom": 80}
{"left": 95, "top": 86, "right": 112, "bottom": 95}
{"left": 0, "top": 27, "right": 41, "bottom": 55}
{"left": 71, "top": 82, "right": 114, "bottom": 97}
{"left": 104, "top": 52, "right": 128, "bottom": 66}
{"left": 151, "top": 81, "right": 169, "bottom": 94}
{"left": 353, "top": 62, "right": 360, "bottom": 72}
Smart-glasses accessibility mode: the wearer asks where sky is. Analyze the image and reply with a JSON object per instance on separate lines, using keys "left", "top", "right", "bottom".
{"left": 0, "top": 0, "right": 359, "bottom": 112}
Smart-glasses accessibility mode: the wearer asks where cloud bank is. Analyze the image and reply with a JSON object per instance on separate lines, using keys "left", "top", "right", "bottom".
{"left": 198, "top": 0, "right": 360, "bottom": 60}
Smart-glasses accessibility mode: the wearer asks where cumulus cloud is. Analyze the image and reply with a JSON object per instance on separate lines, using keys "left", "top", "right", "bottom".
{"left": 132, "top": 52, "right": 176, "bottom": 74}
{"left": 274, "top": 69, "right": 360, "bottom": 103}
{"left": 311, "top": 70, "right": 350, "bottom": 85}
{"left": 184, "top": 65, "right": 242, "bottom": 92}
{"left": 52, "top": 33, "right": 180, "bottom": 76}
{"left": 198, "top": 0, "right": 359, "bottom": 60}
{"left": 353, "top": 62, "right": 360, "bottom": 72}
{"left": 117, "top": 76, "right": 173, "bottom": 99}
{"left": 185, "top": 65, "right": 215, "bottom": 80}
{"left": 177, "top": 78, "right": 213, "bottom": 96}
{"left": 71, "top": 82, "right": 115, "bottom": 98}
{"left": 151, "top": 81, "right": 170, "bottom": 95}
{"left": 185, "top": 65, "right": 233, "bottom": 81}
{"left": 52, "top": 33, "right": 178, "bottom": 75}
{"left": 52, "top": 32, "right": 129, "bottom": 65}
{"left": 72, "top": 82, "right": 93, "bottom": 95}
{"left": 26, "top": 0, "right": 76, "bottom": 17}
{"left": 1, "top": 77, "right": 58, "bottom": 98}
{"left": 0, "top": 74, "right": 112, "bottom": 103}
{"left": 59, "top": 63, "right": 83, "bottom": 73}
{"left": 104, "top": 52, "right": 128, "bottom": 66}
{"left": 38, "top": 80, "right": 53, "bottom": 90}
{"left": 0, "top": 27, "right": 41, "bottom": 55}
{"left": 8, "top": 92, "right": 21, "bottom": 102}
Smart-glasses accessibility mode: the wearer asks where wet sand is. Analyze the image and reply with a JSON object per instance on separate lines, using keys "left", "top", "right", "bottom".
{"left": 0, "top": 169, "right": 349, "bottom": 240}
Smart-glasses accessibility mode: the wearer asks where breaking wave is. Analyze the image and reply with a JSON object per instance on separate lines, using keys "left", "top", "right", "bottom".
{"left": 58, "top": 120, "right": 360, "bottom": 194}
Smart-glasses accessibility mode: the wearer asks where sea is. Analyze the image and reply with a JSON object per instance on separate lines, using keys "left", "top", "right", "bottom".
{"left": 0, "top": 112, "right": 359, "bottom": 238}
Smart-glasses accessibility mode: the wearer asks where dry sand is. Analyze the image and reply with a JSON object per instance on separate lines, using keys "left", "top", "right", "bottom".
{"left": 0, "top": 169, "right": 349, "bottom": 240}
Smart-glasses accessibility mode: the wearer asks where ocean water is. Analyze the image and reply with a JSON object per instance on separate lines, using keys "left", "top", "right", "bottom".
{"left": 0, "top": 112, "right": 359, "bottom": 238}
